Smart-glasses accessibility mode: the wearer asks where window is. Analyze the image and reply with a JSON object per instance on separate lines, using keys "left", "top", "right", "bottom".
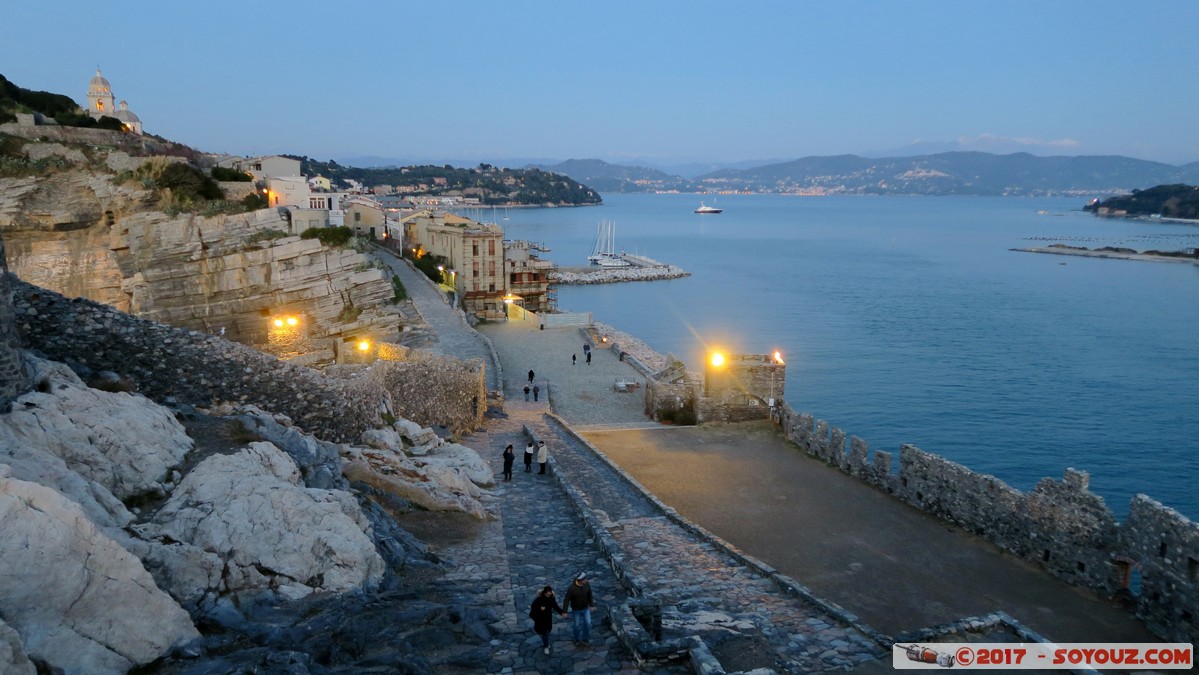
{"left": 473, "top": 243, "right": 479, "bottom": 256}
{"left": 488, "top": 240, "right": 495, "bottom": 255}
{"left": 489, "top": 283, "right": 495, "bottom": 292}
{"left": 354, "top": 212, "right": 361, "bottom": 222}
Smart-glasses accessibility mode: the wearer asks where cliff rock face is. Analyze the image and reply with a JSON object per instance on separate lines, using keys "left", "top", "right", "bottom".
{"left": 0, "top": 230, "right": 29, "bottom": 409}
{"left": 0, "top": 466, "right": 200, "bottom": 674}
{"left": 0, "top": 133, "right": 400, "bottom": 348}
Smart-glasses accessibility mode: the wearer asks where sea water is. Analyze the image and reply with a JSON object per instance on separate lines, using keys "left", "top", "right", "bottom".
{"left": 493, "top": 193, "right": 1199, "bottom": 520}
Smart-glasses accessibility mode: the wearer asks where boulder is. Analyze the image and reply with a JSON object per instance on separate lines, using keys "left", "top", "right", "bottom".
{"left": 0, "top": 467, "right": 199, "bottom": 674}
{"left": 413, "top": 442, "right": 494, "bottom": 488}
{"left": 0, "top": 618, "right": 34, "bottom": 675}
{"left": 115, "top": 534, "right": 225, "bottom": 610}
{"left": 342, "top": 445, "right": 491, "bottom": 520}
{"left": 4, "top": 355, "right": 191, "bottom": 500}
{"left": 0, "top": 425, "right": 133, "bottom": 528}
{"left": 138, "top": 442, "right": 384, "bottom": 596}
{"left": 395, "top": 418, "right": 440, "bottom": 447}
{"left": 227, "top": 405, "right": 347, "bottom": 490}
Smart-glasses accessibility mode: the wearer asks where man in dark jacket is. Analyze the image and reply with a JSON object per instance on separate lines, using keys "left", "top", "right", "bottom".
{"left": 563, "top": 572, "right": 595, "bottom": 645}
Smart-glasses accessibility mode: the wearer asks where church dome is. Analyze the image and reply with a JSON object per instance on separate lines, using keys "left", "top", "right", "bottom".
{"left": 115, "top": 101, "right": 140, "bottom": 123}
{"left": 88, "top": 69, "right": 111, "bottom": 94}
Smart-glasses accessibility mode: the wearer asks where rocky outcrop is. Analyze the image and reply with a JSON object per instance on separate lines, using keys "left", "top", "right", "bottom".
{"left": 0, "top": 135, "right": 402, "bottom": 349}
{"left": 3, "top": 355, "right": 191, "bottom": 501}
{"left": 0, "top": 466, "right": 199, "bottom": 674}
{"left": 136, "top": 443, "right": 385, "bottom": 599}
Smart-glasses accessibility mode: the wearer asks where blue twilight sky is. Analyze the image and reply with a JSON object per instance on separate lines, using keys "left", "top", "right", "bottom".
{"left": 3, "top": 1, "right": 1198, "bottom": 167}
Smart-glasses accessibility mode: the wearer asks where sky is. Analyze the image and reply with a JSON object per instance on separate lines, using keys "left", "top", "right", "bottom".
{"left": 3, "top": 1, "right": 1198, "bottom": 168}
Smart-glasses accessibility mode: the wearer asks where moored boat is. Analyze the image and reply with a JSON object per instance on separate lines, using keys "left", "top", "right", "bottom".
{"left": 694, "top": 201, "right": 723, "bottom": 214}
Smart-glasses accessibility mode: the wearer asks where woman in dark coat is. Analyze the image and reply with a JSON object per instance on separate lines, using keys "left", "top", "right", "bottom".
{"left": 529, "top": 585, "right": 566, "bottom": 655}
{"left": 502, "top": 444, "right": 515, "bottom": 481}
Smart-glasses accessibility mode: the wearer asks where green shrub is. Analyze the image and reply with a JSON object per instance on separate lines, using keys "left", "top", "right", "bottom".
{"left": 211, "top": 165, "right": 253, "bottom": 181}
{"left": 241, "top": 192, "right": 268, "bottom": 210}
{"left": 337, "top": 304, "right": 363, "bottom": 323}
{"left": 300, "top": 226, "right": 354, "bottom": 247}
{"left": 157, "top": 162, "right": 224, "bottom": 201}
{"left": 245, "top": 228, "right": 289, "bottom": 245}
{"left": 414, "top": 253, "right": 448, "bottom": 282}
{"left": 391, "top": 274, "right": 408, "bottom": 302}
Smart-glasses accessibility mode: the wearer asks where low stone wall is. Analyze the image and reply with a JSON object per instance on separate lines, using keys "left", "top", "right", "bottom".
{"left": 0, "top": 123, "right": 198, "bottom": 159}
{"left": 11, "top": 280, "right": 386, "bottom": 442}
{"left": 777, "top": 401, "right": 1199, "bottom": 644}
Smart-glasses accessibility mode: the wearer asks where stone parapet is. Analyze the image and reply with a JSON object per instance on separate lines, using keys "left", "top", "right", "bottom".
{"left": 777, "top": 399, "right": 1199, "bottom": 644}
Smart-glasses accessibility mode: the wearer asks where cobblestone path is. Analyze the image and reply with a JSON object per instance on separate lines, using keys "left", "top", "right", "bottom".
{"left": 445, "top": 410, "right": 675, "bottom": 674}
{"left": 374, "top": 246, "right": 501, "bottom": 391}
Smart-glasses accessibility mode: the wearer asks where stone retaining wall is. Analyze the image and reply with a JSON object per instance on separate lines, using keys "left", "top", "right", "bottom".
{"left": 10, "top": 279, "right": 386, "bottom": 442}
{"left": 777, "top": 402, "right": 1199, "bottom": 643}
{"left": 366, "top": 353, "right": 486, "bottom": 436}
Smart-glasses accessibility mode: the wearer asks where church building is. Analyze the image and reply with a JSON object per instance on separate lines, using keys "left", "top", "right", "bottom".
{"left": 86, "top": 68, "right": 142, "bottom": 134}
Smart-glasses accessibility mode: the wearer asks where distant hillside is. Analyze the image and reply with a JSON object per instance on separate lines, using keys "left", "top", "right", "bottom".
{"left": 528, "top": 159, "right": 691, "bottom": 193}
{"left": 301, "top": 158, "right": 602, "bottom": 206}
{"left": 1084, "top": 184, "right": 1199, "bottom": 219}
{"left": 696, "top": 152, "right": 1199, "bottom": 197}
{"left": 536, "top": 152, "right": 1199, "bottom": 197}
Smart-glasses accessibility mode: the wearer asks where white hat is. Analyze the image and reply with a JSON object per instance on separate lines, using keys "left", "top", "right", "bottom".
{"left": 576, "top": 572, "right": 587, "bottom": 581}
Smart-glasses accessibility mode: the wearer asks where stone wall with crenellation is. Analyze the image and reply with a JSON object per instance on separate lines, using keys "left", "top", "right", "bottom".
{"left": 776, "top": 400, "right": 1199, "bottom": 643}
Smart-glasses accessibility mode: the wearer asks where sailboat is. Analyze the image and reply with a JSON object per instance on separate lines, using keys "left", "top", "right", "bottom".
{"left": 587, "top": 220, "right": 631, "bottom": 267}
{"left": 694, "top": 201, "right": 723, "bottom": 214}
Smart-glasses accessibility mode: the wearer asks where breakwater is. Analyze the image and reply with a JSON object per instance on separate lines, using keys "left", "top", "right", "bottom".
{"left": 551, "top": 254, "right": 689, "bottom": 284}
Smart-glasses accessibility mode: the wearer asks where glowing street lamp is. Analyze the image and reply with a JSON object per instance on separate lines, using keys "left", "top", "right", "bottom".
{"left": 357, "top": 339, "right": 371, "bottom": 352}
{"left": 710, "top": 352, "right": 726, "bottom": 368}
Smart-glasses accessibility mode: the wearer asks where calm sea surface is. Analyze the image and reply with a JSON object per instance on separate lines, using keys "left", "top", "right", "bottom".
{"left": 486, "top": 194, "right": 1199, "bottom": 520}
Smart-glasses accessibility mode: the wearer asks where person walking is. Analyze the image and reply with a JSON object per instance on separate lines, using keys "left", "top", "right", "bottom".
{"left": 524, "top": 441, "right": 534, "bottom": 473}
{"left": 523, "top": 384, "right": 530, "bottom": 401}
{"left": 586, "top": 351, "right": 592, "bottom": 365}
{"left": 572, "top": 353, "right": 577, "bottom": 366}
{"left": 564, "top": 572, "right": 596, "bottom": 646}
{"left": 502, "top": 444, "right": 515, "bottom": 481}
{"left": 533, "top": 384, "right": 540, "bottom": 402}
{"left": 528, "top": 369, "right": 535, "bottom": 385}
{"left": 529, "top": 586, "right": 566, "bottom": 655}
{"left": 536, "top": 440, "right": 548, "bottom": 475}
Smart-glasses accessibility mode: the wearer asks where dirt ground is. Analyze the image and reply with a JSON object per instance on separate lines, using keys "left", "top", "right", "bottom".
{"left": 581, "top": 421, "right": 1156, "bottom": 643}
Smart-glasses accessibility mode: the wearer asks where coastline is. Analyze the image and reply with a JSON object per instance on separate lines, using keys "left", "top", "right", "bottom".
{"left": 1012, "top": 246, "right": 1199, "bottom": 265}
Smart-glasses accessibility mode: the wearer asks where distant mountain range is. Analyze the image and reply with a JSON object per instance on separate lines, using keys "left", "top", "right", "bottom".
{"left": 527, "top": 153, "right": 1199, "bottom": 197}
